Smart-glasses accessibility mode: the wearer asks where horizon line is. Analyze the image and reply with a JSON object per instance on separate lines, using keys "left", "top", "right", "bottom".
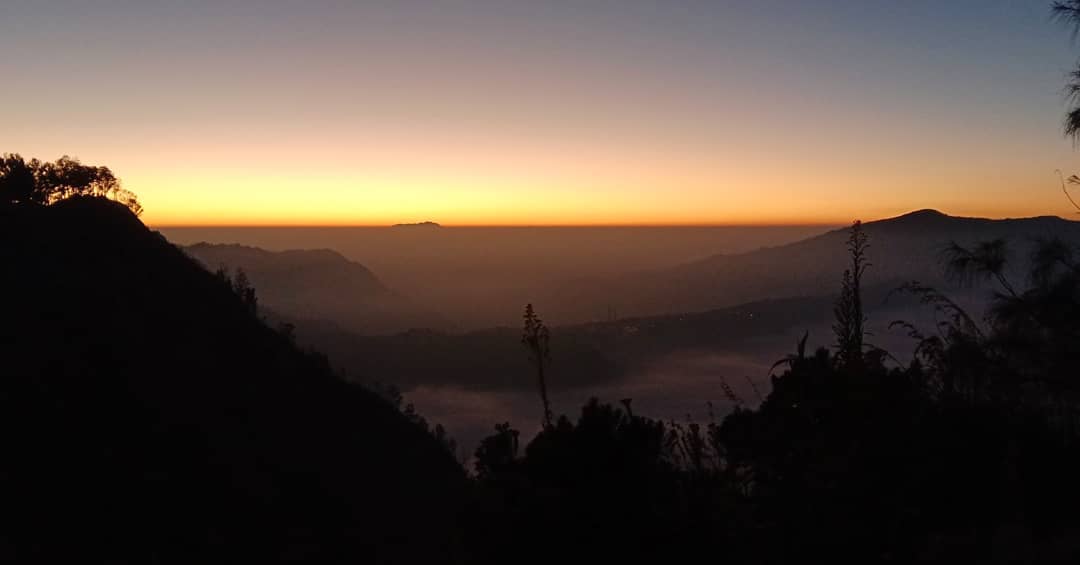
{"left": 146, "top": 211, "right": 1078, "bottom": 229}
{"left": 150, "top": 221, "right": 850, "bottom": 229}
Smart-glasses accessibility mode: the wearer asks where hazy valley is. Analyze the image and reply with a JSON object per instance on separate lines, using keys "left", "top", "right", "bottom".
{"left": 166, "top": 210, "right": 1080, "bottom": 448}
{"left": 9, "top": 2, "right": 1080, "bottom": 560}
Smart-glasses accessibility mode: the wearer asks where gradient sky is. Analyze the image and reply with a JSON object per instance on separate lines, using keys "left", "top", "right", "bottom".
{"left": 4, "top": 0, "right": 1080, "bottom": 225}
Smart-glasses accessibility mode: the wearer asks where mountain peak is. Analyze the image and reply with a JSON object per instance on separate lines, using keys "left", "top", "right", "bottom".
{"left": 392, "top": 221, "right": 441, "bottom": 228}
{"left": 870, "top": 208, "right": 954, "bottom": 228}
{"left": 896, "top": 208, "right": 948, "bottom": 220}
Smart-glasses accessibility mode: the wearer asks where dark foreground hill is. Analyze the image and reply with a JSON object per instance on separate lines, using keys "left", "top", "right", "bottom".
{"left": 0, "top": 197, "right": 466, "bottom": 564}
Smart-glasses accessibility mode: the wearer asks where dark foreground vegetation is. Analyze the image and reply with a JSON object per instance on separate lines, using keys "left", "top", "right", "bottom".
{"left": 1, "top": 153, "right": 142, "bottom": 215}
{"left": 2, "top": 177, "right": 1080, "bottom": 563}
{"left": 6, "top": 5, "right": 1080, "bottom": 556}
{"left": 0, "top": 195, "right": 467, "bottom": 564}
{"left": 463, "top": 219, "right": 1080, "bottom": 564}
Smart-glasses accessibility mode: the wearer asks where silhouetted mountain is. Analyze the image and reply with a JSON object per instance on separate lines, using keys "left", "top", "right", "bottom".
{"left": 160, "top": 224, "right": 832, "bottom": 329}
{"left": 392, "top": 221, "right": 441, "bottom": 228}
{"left": 0, "top": 197, "right": 466, "bottom": 564}
{"left": 554, "top": 210, "right": 1080, "bottom": 320}
{"left": 184, "top": 242, "right": 449, "bottom": 334}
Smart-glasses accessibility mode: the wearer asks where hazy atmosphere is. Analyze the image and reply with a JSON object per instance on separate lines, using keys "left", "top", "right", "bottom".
{"left": 7, "top": 1, "right": 1080, "bottom": 563}
{"left": 5, "top": 1, "right": 1080, "bottom": 225}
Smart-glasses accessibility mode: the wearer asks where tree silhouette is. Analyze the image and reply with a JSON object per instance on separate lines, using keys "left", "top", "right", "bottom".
{"left": 0, "top": 153, "right": 142, "bottom": 214}
{"left": 1054, "top": 1, "right": 1080, "bottom": 139}
{"left": 521, "top": 303, "right": 553, "bottom": 429}
{"left": 231, "top": 268, "right": 258, "bottom": 316}
{"left": 943, "top": 238, "right": 1018, "bottom": 297}
{"left": 473, "top": 422, "right": 520, "bottom": 480}
{"left": 215, "top": 265, "right": 259, "bottom": 315}
{"left": 0, "top": 154, "right": 39, "bottom": 204}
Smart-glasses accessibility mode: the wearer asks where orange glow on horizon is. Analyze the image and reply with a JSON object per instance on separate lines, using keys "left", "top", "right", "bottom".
{"left": 8, "top": 3, "right": 1080, "bottom": 230}
{"left": 143, "top": 206, "right": 1074, "bottom": 229}
{"left": 121, "top": 136, "right": 1080, "bottom": 229}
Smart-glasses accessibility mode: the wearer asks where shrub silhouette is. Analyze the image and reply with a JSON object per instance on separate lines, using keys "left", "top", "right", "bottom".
{"left": 470, "top": 216, "right": 1080, "bottom": 564}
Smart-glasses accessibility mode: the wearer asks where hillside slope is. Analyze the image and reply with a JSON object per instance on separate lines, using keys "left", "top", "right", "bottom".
{"left": 185, "top": 242, "right": 448, "bottom": 334}
{"left": 0, "top": 197, "right": 466, "bottom": 564}
{"left": 552, "top": 210, "right": 1080, "bottom": 320}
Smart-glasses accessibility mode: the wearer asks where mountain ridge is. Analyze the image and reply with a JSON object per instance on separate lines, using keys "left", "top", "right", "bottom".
{"left": 184, "top": 241, "right": 450, "bottom": 334}
{"left": 546, "top": 209, "right": 1080, "bottom": 323}
{"left": 0, "top": 196, "right": 466, "bottom": 563}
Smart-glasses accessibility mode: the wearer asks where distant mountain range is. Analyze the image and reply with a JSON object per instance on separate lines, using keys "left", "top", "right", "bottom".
{"left": 549, "top": 209, "right": 1080, "bottom": 321}
{"left": 184, "top": 243, "right": 449, "bottom": 334}
{"left": 167, "top": 209, "right": 1080, "bottom": 396}
{"left": 392, "top": 221, "right": 441, "bottom": 228}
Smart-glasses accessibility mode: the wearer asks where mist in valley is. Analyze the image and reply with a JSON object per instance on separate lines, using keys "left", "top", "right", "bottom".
{"left": 166, "top": 224, "right": 842, "bottom": 450}
{"left": 162, "top": 215, "right": 1041, "bottom": 454}
{"left": 12, "top": 0, "right": 1080, "bottom": 560}
{"left": 163, "top": 225, "right": 835, "bottom": 329}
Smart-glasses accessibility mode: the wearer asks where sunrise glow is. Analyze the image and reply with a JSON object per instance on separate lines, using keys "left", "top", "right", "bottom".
{"left": 5, "top": 2, "right": 1078, "bottom": 225}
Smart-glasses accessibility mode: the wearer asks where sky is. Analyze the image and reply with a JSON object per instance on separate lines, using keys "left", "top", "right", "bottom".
{"left": 3, "top": 0, "right": 1080, "bottom": 226}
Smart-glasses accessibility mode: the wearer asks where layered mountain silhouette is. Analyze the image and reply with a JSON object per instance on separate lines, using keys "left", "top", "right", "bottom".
{"left": 184, "top": 243, "right": 448, "bottom": 334}
{"left": 0, "top": 197, "right": 466, "bottom": 563}
{"left": 392, "top": 221, "right": 441, "bottom": 228}
{"left": 174, "top": 210, "right": 1080, "bottom": 395}
{"left": 551, "top": 209, "right": 1080, "bottom": 320}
